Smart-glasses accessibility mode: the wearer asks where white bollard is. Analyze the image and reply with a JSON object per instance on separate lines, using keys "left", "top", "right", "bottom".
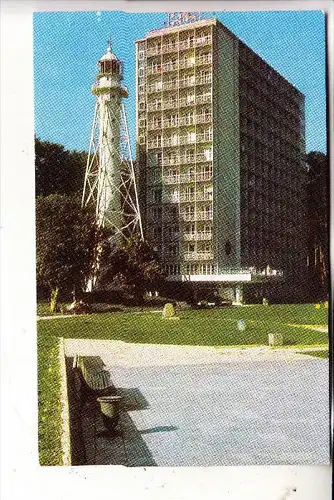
{"left": 268, "top": 332, "right": 283, "bottom": 347}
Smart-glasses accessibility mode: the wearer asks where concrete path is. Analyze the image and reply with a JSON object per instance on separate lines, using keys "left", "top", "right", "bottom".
{"left": 65, "top": 340, "right": 329, "bottom": 466}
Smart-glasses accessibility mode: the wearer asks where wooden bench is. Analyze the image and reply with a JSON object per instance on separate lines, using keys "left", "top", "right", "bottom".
{"left": 73, "top": 355, "right": 115, "bottom": 400}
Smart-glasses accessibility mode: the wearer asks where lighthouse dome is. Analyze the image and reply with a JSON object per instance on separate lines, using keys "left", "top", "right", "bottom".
{"left": 100, "top": 47, "right": 118, "bottom": 62}
{"left": 98, "top": 40, "right": 123, "bottom": 79}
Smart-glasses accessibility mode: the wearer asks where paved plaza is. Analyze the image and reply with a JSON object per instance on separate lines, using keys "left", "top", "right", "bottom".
{"left": 65, "top": 340, "right": 329, "bottom": 466}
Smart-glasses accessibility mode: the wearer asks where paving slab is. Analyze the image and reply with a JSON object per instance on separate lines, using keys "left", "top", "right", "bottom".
{"left": 65, "top": 339, "right": 329, "bottom": 466}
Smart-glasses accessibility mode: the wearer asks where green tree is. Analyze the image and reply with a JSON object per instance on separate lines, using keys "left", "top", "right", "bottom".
{"left": 36, "top": 194, "right": 101, "bottom": 298}
{"left": 97, "top": 236, "right": 165, "bottom": 302}
{"left": 35, "top": 137, "right": 87, "bottom": 197}
{"left": 306, "top": 152, "right": 329, "bottom": 300}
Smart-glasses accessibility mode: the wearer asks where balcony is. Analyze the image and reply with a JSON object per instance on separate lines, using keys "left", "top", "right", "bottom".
{"left": 194, "top": 114, "right": 212, "bottom": 124}
{"left": 179, "top": 75, "right": 212, "bottom": 89}
{"left": 181, "top": 211, "right": 213, "bottom": 222}
{"left": 147, "top": 82, "right": 163, "bottom": 93}
{"left": 147, "top": 62, "right": 179, "bottom": 75}
{"left": 146, "top": 54, "right": 212, "bottom": 76}
{"left": 162, "top": 100, "right": 178, "bottom": 110}
{"left": 165, "top": 192, "right": 213, "bottom": 203}
{"left": 178, "top": 36, "right": 212, "bottom": 51}
{"left": 184, "top": 251, "right": 213, "bottom": 261}
{"left": 147, "top": 138, "right": 162, "bottom": 149}
{"left": 178, "top": 114, "right": 212, "bottom": 126}
{"left": 178, "top": 59, "right": 195, "bottom": 70}
{"left": 161, "top": 43, "right": 178, "bottom": 54}
{"left": 163, "top": 171, "right": 212, "bottom": 184}
{"left": 147, "top": 102, "right": 162, "bottom": 112}
{"left": 196, "top": 54, "right": 212, "bottom": 66}
{"left": 147, "top": 46, "right": 161, "bottom": 57}
{"left": 161, "top": 132, "right": 211, "bottom": 148}
{"left": 147, "top": 121, "right": 162, "bottom": 131}
{"left": 183, "top": 232, "right": 212, "bottom": 241}
{"left": 146, "top": 94, "right": 211, "bottom": 112}
{"left": 162, "top": 152, "right": 212, "bottom": 166}
{"left": 148, "top": 114, "right": 211, "bottom": 131}
{"left": 178, "top": 94, "right": 212, "bottom": 107}
{"left": 147, "top": 37, "right": 212, "bottom": 58}
{"left": 179, "top": 192, "right": 212, "bottom": 202}
{"left": 147, "top": 75, "right": 212, "bottom": 94}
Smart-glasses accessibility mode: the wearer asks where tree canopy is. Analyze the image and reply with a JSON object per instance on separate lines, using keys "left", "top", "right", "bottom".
{"left": 35, "top": 137, "right": 87, "bottom": 197}
{"left": 305, "top": 151, "right": 329, "bottom": 300}
{"left": 96, "top": 236, "right": 166, "bottom": 302}
{"left": 36, "top": 194, "right": 101, "bottom": 297}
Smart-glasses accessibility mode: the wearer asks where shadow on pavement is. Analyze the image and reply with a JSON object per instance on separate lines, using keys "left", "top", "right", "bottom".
{"left": 67, "top": 356, "right": 165, "bottom": 466}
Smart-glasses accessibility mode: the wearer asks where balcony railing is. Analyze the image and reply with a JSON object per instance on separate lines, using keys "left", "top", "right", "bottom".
{"left": 165, "top": 192, "right": 213, "bottom": 203}
{"left": 183, "top": 232, "right": 212, "bottom": 241}
{"left": 163, "top": 172, "right": 212, "bottom": 184}
{"left": 179, "top": 75, "right": 212, "bottom": 88}
{"left": 151, "top": 132, "right": 211, "bottom": 148}
{"left": 181, "top": 211, "right": 213, "bottom": 222}
{"left": 147, "top": 138, "right": 162, "bottom": 149}
{"left": 162, "top": 152, "right": 212, "bottom": 166}
{"left": 147, "top": 94, "right": 212, "bottom": 113}
{"left": 148, "top": 114, "right": 212, "bottom": 131}
{"left": 180, "top": 192, "right": 212, "bottom": 202}
{"left": 147, "top": 47, "right": 161, "bottom": 57}
{"left": 147, "top": 75, "right": 212, "bottom": 93}
{"left": 147, "top": 102, "right": 162, "bottom": 111}
{"left": 146, "top": 54, "right": 212, "bottom": 75}
{"left": 178, "top": 94, "right": 212, "bottom": 107}
{"left": 146, "top": 36, "right": 212, "bottom": 58}
{"left": 184, "top": 251, "right": 213, "bottom": 261}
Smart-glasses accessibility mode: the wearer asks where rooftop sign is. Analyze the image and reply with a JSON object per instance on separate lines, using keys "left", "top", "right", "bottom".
{"left": 166, "top": 12, "right": 202, "bottom": 27}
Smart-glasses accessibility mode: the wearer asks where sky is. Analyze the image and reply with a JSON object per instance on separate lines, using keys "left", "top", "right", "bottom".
{"left": 33, "top": 10, "right": 327, "bottom": 155}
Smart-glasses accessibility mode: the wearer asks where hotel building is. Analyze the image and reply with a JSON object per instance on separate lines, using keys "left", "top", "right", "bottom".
{"left": 135, "top": 17, "right": 308, "bottom": 302}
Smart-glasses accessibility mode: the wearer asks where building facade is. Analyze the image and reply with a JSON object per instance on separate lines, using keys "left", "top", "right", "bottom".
{"left": 136, "top": 17, "right": 308, "bottom": 302}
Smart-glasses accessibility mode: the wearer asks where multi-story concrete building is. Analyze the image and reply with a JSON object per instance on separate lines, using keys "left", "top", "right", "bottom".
{"left": 136, "top": 16, "right": 308, "bottom": 303}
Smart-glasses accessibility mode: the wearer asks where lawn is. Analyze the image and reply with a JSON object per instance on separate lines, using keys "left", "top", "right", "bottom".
{"left": 38, "top": 332, "right": 63, "bottom": 466}
{"left": 37, "top": 303, "right": 328, "bottom": 464}
{"left": 299, "top": 349, "right": 329, "bottom": 359}
{"left": 37, "top": 303, "right": 328, "bottom": 348}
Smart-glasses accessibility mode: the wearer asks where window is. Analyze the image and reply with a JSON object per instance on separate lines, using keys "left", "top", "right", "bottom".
{"left": 188, "top": 132, "right": 196, "bottom": 143}
{"left": 203, "top": 224, "right": 212, "bottom": 235}
{"left": 187, "top": 224, "right": 196, "bottom": 234}
{"left": 155, "top": 152, "right": 162, "bottom": 165}
{"left": 204, "top": 148, "right": 212, "bottom": 160}
{"left": 185, "top": 186, "right": 195, "bottom": 198}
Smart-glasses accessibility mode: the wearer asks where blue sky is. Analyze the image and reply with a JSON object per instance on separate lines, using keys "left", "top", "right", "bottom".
{"left": 33, "top": 10, "right": 327, "bottom": 154}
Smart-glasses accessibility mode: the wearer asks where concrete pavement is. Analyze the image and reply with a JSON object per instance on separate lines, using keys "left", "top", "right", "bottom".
{"left": 65, "top": 340, "right": 329, "bottom": 466}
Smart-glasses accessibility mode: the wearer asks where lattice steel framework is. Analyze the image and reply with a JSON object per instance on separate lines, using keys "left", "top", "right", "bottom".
{"left": 82, "top": 100, "right": 143, "bottom": 243}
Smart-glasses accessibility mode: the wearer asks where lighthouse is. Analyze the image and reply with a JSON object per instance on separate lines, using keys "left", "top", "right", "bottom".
{"left": 82, "top": 40, "right": 142, "bottom": 247}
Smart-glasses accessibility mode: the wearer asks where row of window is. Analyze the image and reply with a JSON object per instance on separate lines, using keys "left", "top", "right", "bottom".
{"left": 239, "top": 45, "right": 302, "bottom": 106}
{"left": 241, "top": 117, "right": 300, "bottom": 146}
{"left": 151, "top": 224, "right": 213, "bottom": 238}
{"left": 240, "top": 94, "right": 301, "bottom": 131}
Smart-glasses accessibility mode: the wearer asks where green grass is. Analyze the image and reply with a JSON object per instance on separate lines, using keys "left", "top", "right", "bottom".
{"left": 37, "top": 301, "right": 70, "bottom": 316}
{"left": 38, "top": 332, "right": 63, "bottom": 465}
{"left": 37, "top": 303, "right": 328, "bottom": 464}
{"left": 299, "top": 349, "right": 329, "bottom": 359}
{"left": 37, "top": 304, "right": 328, "bottom": 348}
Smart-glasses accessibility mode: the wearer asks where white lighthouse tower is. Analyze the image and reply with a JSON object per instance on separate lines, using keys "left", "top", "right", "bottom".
{"left": 82, "top": 40, "right": 143, "bottom": 246}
